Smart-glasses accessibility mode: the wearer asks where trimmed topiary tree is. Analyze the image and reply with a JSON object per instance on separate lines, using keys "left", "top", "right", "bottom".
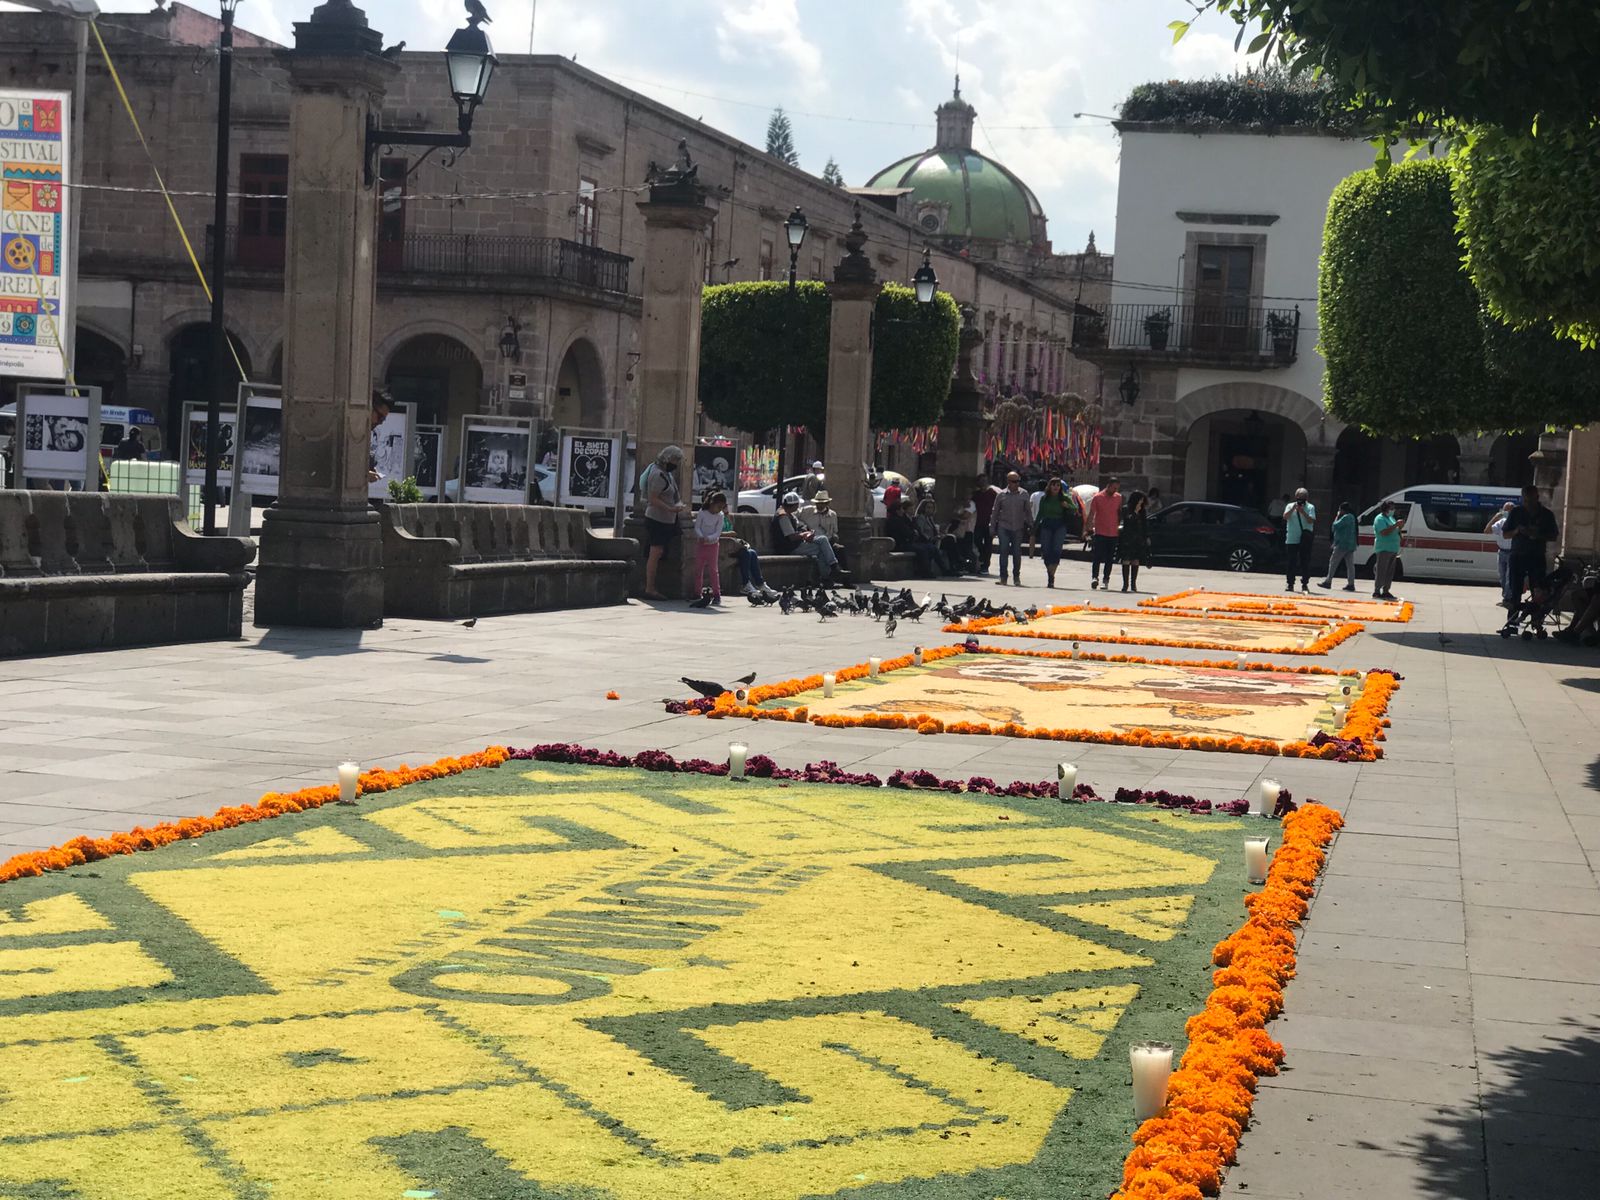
{"left": 698, "top": 281, "right": 960, "bottom": 436}
{"left": 1320, "top": 160, "right": 1489, "bottom": 437}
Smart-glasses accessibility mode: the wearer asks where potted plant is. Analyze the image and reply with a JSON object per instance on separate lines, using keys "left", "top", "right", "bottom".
{"left": 1144, "top": 308, "right": 1172, "bottom": 351}
{"left": 387, "top": 476, "right": 425, "bottom": 504}
{"left": 1266, "top": 312, "right": 1297, "bottom": 362}
{"left": 1073, "top": 310, "right": 1107, "bottom": 349}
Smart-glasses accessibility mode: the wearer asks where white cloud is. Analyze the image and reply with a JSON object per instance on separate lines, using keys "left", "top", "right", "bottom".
{"left": 714, "top": 0, "right": 823, "bottom": 90}
{"left": 1164, "top": 29, "right": 1252, "bottom": 79}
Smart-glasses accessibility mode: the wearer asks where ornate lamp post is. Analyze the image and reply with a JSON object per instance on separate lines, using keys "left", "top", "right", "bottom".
{"left": 784, "top": 206, "right": 808, "bottom": 289}
{"left": 364, "top": 6, "right": 496, "bottom": 182}
{"left": 913, "top": 247, "right": 938, "bottom": 305}
{"left": 1118, "top": 366, "right": 1141, "bottom": 406}
{"left": 498, "top": 316, "right": 522, "bottom": 362}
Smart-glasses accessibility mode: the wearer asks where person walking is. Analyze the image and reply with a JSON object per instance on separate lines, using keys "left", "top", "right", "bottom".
{"left": 1283, "top": 487, "right": 1317, "bottom": 593}
{"left": 801, "top": 460, "right": 825, "bottom": 500}
{"left": 1119, "top": 490, "right": 1150, "bottom": 592}
{"left": 1318, "top": 501, "right": 1359, "bottom": 591}
{"left": 1371, "top": 499, "right": 1404, "bottom": 600}
{"left": 991, "top": 472, "right": 1031, "bottom": 586}
{"left": 1085, "top": 478, "right": 1122, "bottom": 590}
{"left": 972, "top": 482, "right": 997, "bottom": 575}
{"left": 1501, "top": 484, "right": 1560, "bottom": 604}
{"left": 1030, "top": 476, "right": 1070, "bottom": 588}
{"left": 640, "top": 444, "right": 688, "bottom": 600}
{"left": 1486, "top": 501, "right": 1516, "bottom": 607}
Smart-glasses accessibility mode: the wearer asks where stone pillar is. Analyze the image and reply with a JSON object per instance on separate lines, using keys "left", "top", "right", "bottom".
{"left": 254, "top": 0, "right": 397, "bottom": 628}
{"left": 1560, "top": 424, "right": 1600, "bottom": 557}
{"left": 822, "top": 206, "right": 882, "bottom": 569}
{"left": 633, "top": 151, "right": 718, "bottom": 486}
{"left": 934, "top": 307, "right": 988, "bottom": 524}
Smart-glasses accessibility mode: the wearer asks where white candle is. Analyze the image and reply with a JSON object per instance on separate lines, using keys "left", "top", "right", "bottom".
{"left": 1331, "top": 702, "right": 1348, "bottom": 724}
{"left": 822, "top": 672, "right": 836, "bottom": 698}
{"left": 1071, "top": 641, "right": 1080, "bottom": 660}
{"left": 727, "top": 742, "right": 748, "bottom": 780}
{"left": 337, "top": 761, "right": 359, "bottom": 805}
{"left": 1252, "top": 778, "right": 1280, "bottom": 818}
{"left": 1236, "top": 652, "right": 1247, "bottom": 666}
{"left": 868, "top": 656, "right": 882, "bottom": 677}
{"left": 1245, "top": 836, "right": 1271, "bottom": 884}
{"left": 1057, "top": 762, "right": 1079, "bottom": 800}
{"left": 734, "top": 688, "right": 749, "bottom": 705}
{"left": 1341, "top": 683, "right": 1353, "bottom": 697}
{"left": 1305, "top": 724, "right": 1321, "bottom": 742}
{"left": 913, "top": 646, "right": 924, "bottom": 666}
{"left": 1130, "top": 1042, "right": 1174, "bottom": 1121}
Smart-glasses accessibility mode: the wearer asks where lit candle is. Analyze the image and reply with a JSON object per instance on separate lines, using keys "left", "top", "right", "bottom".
{"left": 1071, "top": 640, "right": 1080, "bottom": 660}
{"left": 1236, "top": 652, "right": 1247, "bottom": 666}
{"left": 728, "top": 742, "right": 748, "bottom": 780}
{"left": 1118, "top": 626, "right": 1128, "bottom": 637}
{"left": 1305, "top": 724, "right": 1321, "bottom": 743}
{"left": 734, "top": 688, "right": 749, "bottom": 705}
{"left": 868, "top": 656, "right": 882, "bottom": 677}
{"left": 1245, "top": 836, "right": 1271, "bottom": 884}
{"left": 1341, "top": 683, "right": 1354, "bottom": 697}
{"left": 1057, "top": 762, "right": 1079, "bottom": 800}
{"left": 1130, "top": 1042, "right": 1174, "bottom": 1121}
{"left": 823, "top": 672, "right": 836, "bottom": 698}
{"left": 337, "top": 761, "right": 359, "bottom": 805}
{"left": 913, "top": 646, "right": 924, "bottom": 667}
{"left": 1252, "top": 778, "right": 1280, "bottom": 818}
{"left": 1331, "top": 702, "right": 1348, "bottom": 725}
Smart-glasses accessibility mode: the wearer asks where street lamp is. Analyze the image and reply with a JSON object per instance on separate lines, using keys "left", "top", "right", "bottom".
{"left": 913, "top": 246, "right": 938, "bottom": 305}
{"left": 202, "top": 0, "right": 242, "bottom": 536}
{"left": 1119, "top": 366, "right": 1141, "bottom": 406}
{"left": 498, "top": 316, "right": 522, "bottom": 361}
{"left": 784, "top": 206, "right": 808, "bottom": 288}
{"left": 365, "top": 4, "right": 498, "bottom": 183}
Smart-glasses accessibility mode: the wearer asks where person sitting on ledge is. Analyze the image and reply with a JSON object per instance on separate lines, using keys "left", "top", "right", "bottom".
{"left": 773, "top": 492, "right": 838, "bottom": 581}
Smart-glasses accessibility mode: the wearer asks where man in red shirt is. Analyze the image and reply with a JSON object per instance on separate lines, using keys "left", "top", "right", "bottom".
{"left": 1086, "top": 478, "right": 1122, "bottom": 590}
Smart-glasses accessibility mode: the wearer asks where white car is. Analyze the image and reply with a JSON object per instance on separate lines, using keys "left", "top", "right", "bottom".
{"left": 736, "top": 474, "right": 889, "bottom": 518}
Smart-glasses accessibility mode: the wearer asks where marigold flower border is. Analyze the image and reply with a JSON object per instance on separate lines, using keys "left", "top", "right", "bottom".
{"left": 1111, "top": 800, "right": 1345, "bottom": 1200}
{"left": 1140, "top": 587, "right": 1415, "bottom": 624}
{"left": 944, "top": 604, "right": 1364, "bottom": 656}
{"left": 695, "top": 646, "right": 1399, "bottom": 762}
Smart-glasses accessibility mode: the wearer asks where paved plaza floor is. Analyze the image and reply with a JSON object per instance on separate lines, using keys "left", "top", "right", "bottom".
{"left": 3, "top": 559, "right": 1597, "bottom": 1199}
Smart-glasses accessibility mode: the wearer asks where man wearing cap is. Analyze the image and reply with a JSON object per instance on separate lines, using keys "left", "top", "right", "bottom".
{"left": 801, "top": 460, "right": 825, "bottom": 501}
{"left": 775, "top": 492, "right": 838, "bottom": 580}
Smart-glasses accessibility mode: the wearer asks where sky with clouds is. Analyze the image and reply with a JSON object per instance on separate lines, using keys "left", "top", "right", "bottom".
{"left": 23, "top": 0, "right": 1256, "bottom": 254}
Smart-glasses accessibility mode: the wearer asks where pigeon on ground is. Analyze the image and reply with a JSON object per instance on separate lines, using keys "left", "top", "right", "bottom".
{"left": 462, "top": 617, "right": 478, "bottom": 628}
{"left": 779, "top": 588, "right": 796, "bottom": 615}
{"left": 688, "top": 588, "right": 714, "bottom": 609}
{"left": 678, "top": 672, "right": 755, "bottom": 700}
{"left": 885, "top": 613, "right": 898, "bottom": 637}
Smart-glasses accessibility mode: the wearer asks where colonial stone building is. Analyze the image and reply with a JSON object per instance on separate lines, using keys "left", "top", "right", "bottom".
{"left": 1076, "top": 99, "right": 1539, "bottom": 511}
{"left": 0, "top": 4, "right": 1104, "bottom": 482}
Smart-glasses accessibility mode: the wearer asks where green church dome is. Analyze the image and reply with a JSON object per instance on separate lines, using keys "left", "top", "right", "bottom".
{"left": 868, "top": 81, "right": 1047, "bottom": 246}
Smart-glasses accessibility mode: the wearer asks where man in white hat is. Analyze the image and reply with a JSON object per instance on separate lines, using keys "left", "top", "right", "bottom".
{"left": 801, "top": 460, "right": 826, "bottom": 501}
{"left": 804, "top": 488, "right": 845, "bottom": 570}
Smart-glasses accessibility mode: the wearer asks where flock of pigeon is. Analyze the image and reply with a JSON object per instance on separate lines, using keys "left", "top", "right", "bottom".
{"left": 689, "top": 584, "right": 1041, "bottom": 635}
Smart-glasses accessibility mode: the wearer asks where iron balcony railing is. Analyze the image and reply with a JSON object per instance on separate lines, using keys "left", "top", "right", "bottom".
{"left": 1071, "top": 301, "right": 1301, "bottom": 363}
{"left": 207, "top": 226, "right": 633, "bottom": 294}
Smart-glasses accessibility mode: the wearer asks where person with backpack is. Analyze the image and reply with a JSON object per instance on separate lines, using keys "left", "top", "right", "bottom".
{"left": 640, "top": 445, "right": 688, "bottom": 600}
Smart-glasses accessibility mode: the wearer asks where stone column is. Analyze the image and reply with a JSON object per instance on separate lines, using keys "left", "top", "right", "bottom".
{"left": 934, "top": 307, "right": 988, "bottom": 524}
{"left": 633, "top": 153, "right": 718, "bottom": 484}
{"left": 822, "top": 206, "right": 882, "bottom": 570}
{"left": 254, "top": 0, "right": 398, "bottom": 628}
{"left": 1560, "top": 425, "right": 1600, "bottom": 557}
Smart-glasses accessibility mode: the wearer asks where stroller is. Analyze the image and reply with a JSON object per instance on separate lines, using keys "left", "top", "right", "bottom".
{"left": 1499, "top": 555, "right": 1582, "bottom": 640}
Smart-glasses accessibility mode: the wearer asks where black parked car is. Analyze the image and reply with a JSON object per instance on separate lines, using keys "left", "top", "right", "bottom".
{"left": 1143, "top": 501, "right": 1282, "bottom": 573}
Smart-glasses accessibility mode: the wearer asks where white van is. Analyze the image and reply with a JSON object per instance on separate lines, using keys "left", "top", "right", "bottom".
{"left": 1354, "top": 485, "right": 1522, "bottom": 583}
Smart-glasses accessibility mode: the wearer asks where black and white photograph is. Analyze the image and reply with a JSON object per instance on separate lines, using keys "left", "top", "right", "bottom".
{"left": 558, "top": 431, "right": 621, "bottom": 508}
{"left": 412, "top": 425, "right": 443, "bottom": 498}
{"left": 236, "top": 396, "right": 282, "bottom": 495}
{"left": 183, "top": 406, "right": 235, "bottom": 487}
{"left": 18, "top": 392, "right": 94, "bottom": 482}
{"left": 461, "top": 421, "right": 532, "bottom": 503}
{"left": 368, "top": 404, "right": 411, "bottom": 499}
{"left": 694, "top": 440, "right": 739, "bottom": 496}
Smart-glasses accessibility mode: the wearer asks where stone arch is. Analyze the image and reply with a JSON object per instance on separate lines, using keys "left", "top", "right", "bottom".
{"left": 75, "top": 316, "right": 129, "bottom": 358}
{"left": 550, "top": 334, "right": 608, "bottom": 432}
{"left": 158, "top": 308, "right": 266, "bottom": 380}
{"left": 374, "top": 318, "right": 485, "bottom": 377}
{"left": 1175, "top": 380, "right": 1331, "bottom": 441}
{"left": 382, "top": 331, "right": 485, "bottom": 487}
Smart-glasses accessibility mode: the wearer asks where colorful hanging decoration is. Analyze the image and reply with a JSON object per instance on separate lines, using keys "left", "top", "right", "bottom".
{"left": 984, "top": 392, "right": 1101, "bottom": 475}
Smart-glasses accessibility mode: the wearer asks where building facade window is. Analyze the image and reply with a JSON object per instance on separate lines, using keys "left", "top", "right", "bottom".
{"left": 236, "top": 153, "right": 287, "bottom": 269}
{"left": 759, "top": 237, "right": 774, "bottom": 281}
{"left": 1189, "top": 239, "right": 1260, "bottom": 351}
{"left": 576, "top": 176, "right": 599, "bottom": 246}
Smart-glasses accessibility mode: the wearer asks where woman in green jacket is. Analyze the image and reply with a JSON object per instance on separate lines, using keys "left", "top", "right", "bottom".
{"left": 1318, "top": 501, "right": 1359, "bottom": 591}
{"left": 1119, "top": 490, "right": 1150, "bottom": 592}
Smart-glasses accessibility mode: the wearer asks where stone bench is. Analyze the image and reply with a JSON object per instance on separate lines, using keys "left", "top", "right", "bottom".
{"left": 379, "top": 503, "right": 636, "bottom": 618}
{"left": 0, "top": 491, "right": 255, "bottom": 657}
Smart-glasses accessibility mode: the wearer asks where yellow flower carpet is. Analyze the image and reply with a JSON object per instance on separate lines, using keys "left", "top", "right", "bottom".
{"left": 944, "top": 605, "right": 1361, "bottom": 656}
{"left": 1140, "top": 588, "right": 1413, "bottom": 623}
{"left": 0, "top": 758, "right": 1337, "bottom": 1200}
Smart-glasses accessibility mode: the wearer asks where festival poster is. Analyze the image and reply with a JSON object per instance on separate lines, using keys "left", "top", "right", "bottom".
{"left": 182, "top": 402, "right": 237, "bottom": 488}
{"left": 234, "top": 394, "right": 282, "bottom": 497}
{"left": 18, "top": 390, "right": 93, "bottom": 482}
{"left": 557, "top": 430, "right": 621, "bottom": 509}
{"left": 0, "top": 90, "right": 70, "bottom": 380}
{"left": 412, "top": 425, "right": 443, "bottom": 499}
{"left": 693, "top": 438, "right": 739, "bottom": 499}
{"left": 461, "top": 418, "right": 532, "bottom": 504}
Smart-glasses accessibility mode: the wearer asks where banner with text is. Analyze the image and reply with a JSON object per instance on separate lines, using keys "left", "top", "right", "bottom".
{"left": 0, "top": 90, "right": 71, "bottom": 380}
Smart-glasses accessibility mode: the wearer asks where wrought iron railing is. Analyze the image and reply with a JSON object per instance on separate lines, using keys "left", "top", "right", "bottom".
{"left": 206, "top": 226, "right": 632, "bottom": 294}
{"left": 1070, "top": 301, "right": 1301, "bottom": 363}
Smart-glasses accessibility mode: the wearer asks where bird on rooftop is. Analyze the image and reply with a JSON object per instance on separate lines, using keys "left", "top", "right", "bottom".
{"left": 465, "top": 0, "right": 492, "bottom": 26}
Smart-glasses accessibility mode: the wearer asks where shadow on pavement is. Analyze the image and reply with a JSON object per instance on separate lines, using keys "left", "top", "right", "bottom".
{"left": 250, "top": 629, "right": 372, "bottom": 658}
{"left": 1369, "top": 628, "right": 1600, "bottom": 665}
{"left": 1402, "top": 1020, "right": 1600, "bottom": 1200}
